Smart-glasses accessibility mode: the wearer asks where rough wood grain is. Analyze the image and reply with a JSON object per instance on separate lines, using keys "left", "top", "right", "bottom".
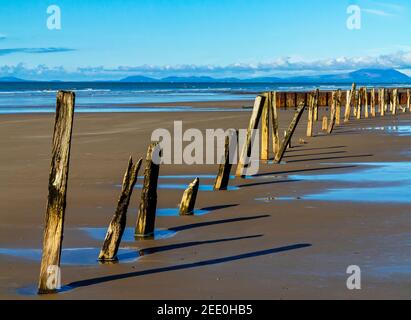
{"left": 274, "top": 104, "right": 305, "bottom": 163}
{"left": 179, "top": 178, "right": 200, "bottom": 216}
{"left": 313, "top": 89, "right": 319, "bottom": 121}
{"left": 327, "top": 91, "right": 337, "bottom": 134}
{"left": 322, "top": 116, "right": 328, "bottom": 131}
{"left": 306, "top": 93, "right": 314, "bottom": 137}
{"left": 135, "top": 143, "right": 161, "bottom": 237}
{"left": 261, "top": 93, "right": 270, "bottom": 160}
{"left": 408, "top": 89, "right": 411, "bottom": 112}
{"left": 236, "top": 95, "right": 265, "bottom": 177}
{"left": 98, "top": 157, "right": 142, "bottom": 262}
{"left": 356, "top": 88, "right": 362, "bottom": 120}
{"left": 364, "top": 88, "right": 369, "bottom": 118}
{"left": 214, "top": 130, "right": 236, "bottom": 191}
{"left": 335, "top": 89, "right": 342, "bottom": 125}
{"left": 344, "top": 83, "right": 357, "bottom": 122}
{"left": 38, "top": 91, "right": 75, "bottom": 294}
{"left": 370, "top": 88, "right": 376, "bottom": 117}
{"left": 269, "top": 92, "right": 280, "bottom": 155}
{"left": 380, "top": 88, "right": 385, "bottom": 116}
{"left": 392, "top": 88, "right": 398, "bottom": 115}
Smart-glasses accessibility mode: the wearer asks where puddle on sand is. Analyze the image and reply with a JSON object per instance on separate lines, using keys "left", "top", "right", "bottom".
{"left": 157, "top": 208, "right": 210, "bottom": 216}
{"left": 81, "top": 227, "right": 177, "bottom": 242}
{"left": 357, "top": 124, "right": 411, "bottom": 136}
{"left": 0, "top": 247, "right": 139, "bottom": 265}
{"left": 256, "top": 196, "right": 300, "bottom": 202}
{"left": 288, "top": 162, "right": 411, "bottom": 203}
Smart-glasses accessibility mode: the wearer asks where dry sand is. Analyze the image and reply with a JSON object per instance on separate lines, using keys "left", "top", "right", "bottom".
{"left": 0, "top": 100, "right": 411, "bottom": 300}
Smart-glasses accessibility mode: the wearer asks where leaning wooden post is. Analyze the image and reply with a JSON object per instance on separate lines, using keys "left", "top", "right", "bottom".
{"left": 98, "top": 157, "right": 142, "bottom": 262}
{"left": 370, "top": 88, "right": 376, "bottom": 117}
{"left": 274, "top": 103, "right": 305, "bottom": 163}
{"left": 38, "top": 91, "right": 75, "bottom": 294}
{"left": 306, "top": 93, "right": 314, "bottom": 137}
{"left": 313, "top": 89, "right": 319, "bottom": 122}
{"left": 261, "top": 93, "right": 270, "bottom": 160}
{"left": 214, "top": 130, "right": 236, "bottom": 191}
{"left": 344, "top": 83, "right": 356, "bottom": 122}
{"left": 270, "top": 91, "right": 280, "bottom": 155}
{"left": 335, "top": 89, "right": 342, "bottom": 125}
{"left": 236, "top": 95, "right": 265, "bottom": 177}
{"left": 179, "top": 178, "right": 200, "bottom": 216}
{"left": 327, "top": 91, "right": 337, "bottom": 134}
{"left": 392, "top": 88, "right": 398, "bottom": 115}
{"left": 135, "top": 143, "right": 161, "bottom": 238}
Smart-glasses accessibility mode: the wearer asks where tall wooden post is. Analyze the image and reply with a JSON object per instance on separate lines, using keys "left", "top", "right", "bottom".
{"left": 380, "top": 88, "right": 385, "bottom": 117}
{"left": 38, "top": 91, "right": 75, "bottom": 294}
{"left": 392, "top": 88, "right": 398, "bottom": 115}
{"left": 335, "top": 89, "right": 342, "bottom": 125}
{"left": 364, "top": 88, "right": 369, "bottom": 118}
{"left": 98, "top": 157, "right": 142, "bottom": 262}
{"left": 270, "top": 92, "right": 280, "bottom": 155}
{"left": 214, "top": 130, "right": 236, "bottom": 191}
{"left": 344, "top": 83, "right": 356, "bottom": 122}
{"left": 236, "top": 95, "right": 265, "bottom": 177}
{"left": 327, "top": 91, "right": 337, "bottom": 134}
{"left": 261, "top": 93, "right": 270, "bottom": 160}
{"left": 179, "top": 178, "right": 200, "bottom": 216}
{"left": 135, "top": 143, "right": 161, "bottom": 238}
{"left": 407, "top": 89, "right": 411, "bottom": 112}
{"left": 356, "top": 89, "right": 362, "bottom": 120}
{"left": 306, "top": 93, "right": 314, "bottom": 137}
{"left": 313, "top": 89, "right": 319, "bottom": 121}
{"left": 370, "top": 88, "right": 376, "bottom": 117}
{"left": 274, "top": 104, "right": 305, "bottom": 163}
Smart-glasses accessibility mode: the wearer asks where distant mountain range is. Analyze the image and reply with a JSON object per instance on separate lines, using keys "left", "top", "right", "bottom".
{"left": 1, "top": 68, "right": 410, "bottom": 83}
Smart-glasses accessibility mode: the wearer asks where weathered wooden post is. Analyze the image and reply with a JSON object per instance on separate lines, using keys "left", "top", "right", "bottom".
{"left": 322, "top": 116, "right": 328, "bottom": 131}
{"left": 261, "top": 93, "right": 270, "bottom": 160}
{"left": 306, "top": 93, "right": 314, "bottom": 137}
{"left": 379, "top": 88, "right": 385, "bottom": 117}
{"left": 392, "top": 88, "right": 398, "bottom": 115}
{"left": 313, "top": 89, "right": 319, "bottom": 122}
{"left": 214, "top": 130, "right": 237, "bottom": 191}
{"left": 344, "top": 83, "right": 356, "bottom": 122}
{"left": 356, "top": 88, "right": 362, "bottom": 120}
{"left": 370, "top": 88, "right": 376, "bottom": 117}
{"left": 274, "top": 103, "right": 305, "bottom": 163}
{"left": 270, "top": 91, "right": 280, "bottom": 155}
{"left": 408, "top": 89, "right": 411, "bottom": 112}
{"left": 327, "top": 91, "right": 337, "bottom": 134}
{"left": 98, "top": 157, "right": 142, "bottom": 262}
{"left": 179, "top": 178, "right": 200, "bottom": 216}
{"left": 335, "top": 89, "right": 342, "bottom": 125}
{"left": 364, "top": 88, "right": 369, "bottom": 118}
{"left": 135, "top": 143, "right": 161, "bottom": 238}
{"left": 38, "top": 91, "right": 75, "bottom": 294}
{"left": 236, "top": 95, "right": 265, "bottom": 177}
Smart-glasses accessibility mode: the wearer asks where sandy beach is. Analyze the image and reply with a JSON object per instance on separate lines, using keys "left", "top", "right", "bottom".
{"left": 1, "top": 99, "right": 411, "bottom": 300}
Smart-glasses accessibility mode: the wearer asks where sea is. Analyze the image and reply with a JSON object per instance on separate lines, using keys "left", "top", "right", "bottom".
{"left": 0, "top": 81, "right": 408, "bottom": 114}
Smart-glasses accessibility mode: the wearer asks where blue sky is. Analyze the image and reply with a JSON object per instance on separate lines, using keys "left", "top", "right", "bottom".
{"left": 0, "top": 0, "right": 410, "bottom": 80}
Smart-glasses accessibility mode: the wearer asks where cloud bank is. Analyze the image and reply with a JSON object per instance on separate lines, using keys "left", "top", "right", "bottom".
{"left": 1, "top": 51, "right": 411, "bottom": 81}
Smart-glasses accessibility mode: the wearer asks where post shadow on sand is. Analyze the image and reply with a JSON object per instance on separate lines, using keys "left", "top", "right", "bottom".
{"left": 284, "top": 150, "right": 347, "bottom": 159}
{"left": 285, "top": 154, "right": 373, "bottom": 164}
{"left": 250, "top": 165, "right": 358, "bottom": 178}
{"left": 199, "top": 204, "right": 238, "bottom": 212}
{"left": 63, "top": 243, "right": 312, "bottom": 292}
{"left": 237, "top": 179, "right": 302, "bottom": 189}
{"left": 284, "top": 145, "right": 347, "bottom": 153}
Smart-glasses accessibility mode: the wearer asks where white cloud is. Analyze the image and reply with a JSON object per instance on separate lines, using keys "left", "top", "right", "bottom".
{"left": 363, "top": 9, "right": 393, "bottom": 16}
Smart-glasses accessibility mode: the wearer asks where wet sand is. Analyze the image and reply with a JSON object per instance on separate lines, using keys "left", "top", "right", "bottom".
{"left": 1, "top": 100, "right": 411, "bottom": 299}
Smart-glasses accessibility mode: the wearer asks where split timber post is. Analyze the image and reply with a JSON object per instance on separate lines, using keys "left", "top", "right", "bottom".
{"left": 356, "top": 88, "right": 363, "bottom": 120}
{"left": 327, "top": 91, "right": 339, "bottom": 134}
{"left": 380, "top": 88, "right": 385, "bottom": 117}
{"left": 364, "top": 88, "right": 369, "bottom": 118}
{"left": 344, "top": 83, "right": 357, "bottom": 122}
{"left": 98, "top": 157, "right": 142, "bottom": 262}
{"left": 179, "top": 178, "right": 200, "bottom": 216}
{"left": 135, "top": 142, "right": 161, "bottom": 238}
{"left": 261, "top": 93, "right": 270, "bottom": 160}
{"left": 322, "top": 116, "right": 328, "bottom": 131}
{"left": 335, "top": 89, "right": 342, "bottom": 125}
{"left": 38, "top": 91, "right": 75, "bottom": 294}
{"left": 214, "top": 130, "right": 237, "bottom": 191}
{"left": 270, "top": 92, "right": 280, "bottom": 155}
{"left": 370, "top": 88, "right": 376, "bottom": 117}
{"left": 306, "top": 93, "right": 314, "bottom": 137}
{"left": 236, "top": 95, "right": 266, "bottom": 177}
{"left": 392, "top": 88, "right": 398, "bottom": 115}
{"left": 408, "top": 89, "right": 411, "bottom": 112}
{"left": 274, "top": 103, "right": 305, "bottom": 163}
{"left": 313, "top": 89, "right": 319, "bottom": 122}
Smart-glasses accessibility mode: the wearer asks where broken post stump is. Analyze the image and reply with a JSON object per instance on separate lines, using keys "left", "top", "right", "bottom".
{"left": 99, "top": 157, "right": 142, "bottom": 262}
{"left": 38, "top": 91, "right": 75, "bottom": 294}
{"left": 335, "top": 89, "right": 342, "bottom": 125}
{"left": 261, "top": 93, "right": 270, "bottom": 160}
{"left": 179, "top": 178, "right": 200, "bottom": 216}
{"left": 274, "top": 103, "right": 305, "bottom": 163}
{"left": 236, "top": 95, "right": 266, "bottom": 177}
{"left": 313, "top": 89, "right": 319, "bottom": 121}
{"left": 269, "top": 92, "right": 280, "bottom": 155}
{"left": 327, "top": 91, "right": 337, "bottom": 134}
{"left": 214, "top": 130, "right": 237, "bottom": 191}
{"left": 135, "top": 143, "right": 161, "bottom": 238}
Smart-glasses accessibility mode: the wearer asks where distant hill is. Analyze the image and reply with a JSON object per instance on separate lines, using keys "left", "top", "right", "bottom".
{"left": 0, "top": 76, "right": 28, "bottom": 82}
